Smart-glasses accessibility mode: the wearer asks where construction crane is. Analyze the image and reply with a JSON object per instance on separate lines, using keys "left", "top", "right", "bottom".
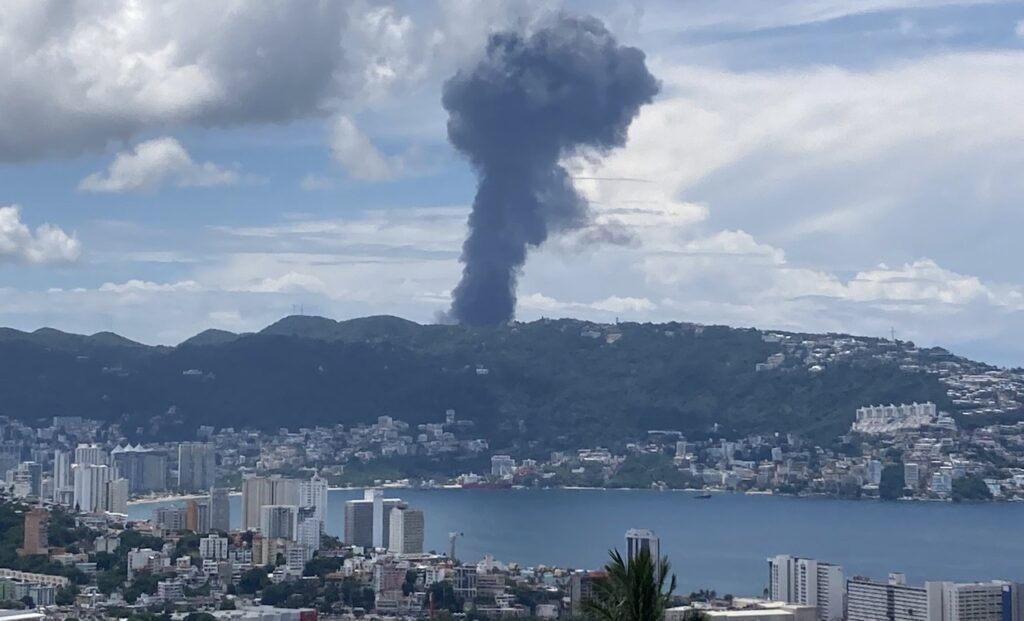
{"left": 448, "top": 531, "right": 463, "bottom": 562}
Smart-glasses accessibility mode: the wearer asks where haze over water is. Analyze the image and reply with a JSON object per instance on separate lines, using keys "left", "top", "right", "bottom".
{"left": 130, "top": 488, "right": 1024, "bottom": 596}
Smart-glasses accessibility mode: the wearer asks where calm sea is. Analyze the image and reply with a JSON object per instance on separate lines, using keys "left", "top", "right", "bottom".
{"left": 128, "top": 488, "right": 1024, "bottom": 596}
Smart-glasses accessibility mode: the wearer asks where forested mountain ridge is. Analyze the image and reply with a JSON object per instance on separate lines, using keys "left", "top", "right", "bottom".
{"left": 0, "top": 315, "right": 990, "bottom": 447}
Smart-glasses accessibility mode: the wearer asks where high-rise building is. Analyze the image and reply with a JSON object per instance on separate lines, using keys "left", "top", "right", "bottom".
{"left": 768, "top": 555, "right": 845, "bottom": 621}
{"left": 72, "top": 463, "right": 111, "bottom": 513}
{"left": 929, "top": 580, "right": 1022, "bottom": 621}
{"left": 111, "top": 446, "right": 167, "bottom": 493}
{"left": 241, "top": 476, "right": 299, "bottom": 530}
{"left": 299, "top": 474, "right": 328, "bottom": 532}
{"left": 74, "top": 444, "right": 107, "bottom": 467}
{"left": 848, "top": 574, "right": 1024, "bottom": 621}
{"left": 209, "top": 488, "right": 231, "bottom": 533}
{"left": 177, "top": 442, "right": 215, "bottom": 492}
{"left": 185, "top": 499, "right": 211, "bottom": 533}
{"left": 0, "top": 443, "right": 21, "bottom": 480}
{"left": 17, "top": 507, "right": 49, "bottom": 556}
{"left": 155, "top": 506, "right": 188, "bottom": 532}
{"left": 388, "top": 506, "right": 424, "bottom": 555}
{"left": 16, "top": 462, "right": 42, "bottom": 498}
{"left": 296, "top": 506, "right": 322, "bottom": 552}
{"left": 848, "top": 574, "right": 927, "bottom": 621}
{"left": 52, "top": 449, "right": 72, "bottom": 505}
{"left": 105, "top": 478, "right": 129, "bottom": 514}
{"left": 344, "top": 490, "right": 403, "bottom": 549}
{"left": 626, "top": 529, "right": 660, "bottom": 564}
{"left": 259, "top": 505, "right": 298, "bottom": 540}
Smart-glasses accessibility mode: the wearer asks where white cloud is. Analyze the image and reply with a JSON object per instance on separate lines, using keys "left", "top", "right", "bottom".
{"left": 0, "top": 206, "right": 81, "bottom": 264}
{"left": 571, "top": 50, "right": 1024, "bottom": 285}
{"left": 0, "top": 1, "right": 539, "bottom": 162}
{"left": 97, "top": 280, "right": 201, "bottom": 293}
{"left": 80, "top": 137, "right": 238, "bottom": 192}
{"left": 329, "top": 116, "right": 426, "bottom": 181}
{"left": 1016, "top": 20, "right": 1024, "bottom": 39}
{"left": 233, "top": 272, "right": 329, "bottom": 295}
{"left": 299, "top": 174, "right": 336, "bottom": 191}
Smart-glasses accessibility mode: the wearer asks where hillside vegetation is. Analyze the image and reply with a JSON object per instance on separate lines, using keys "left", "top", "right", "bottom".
{"left": 0, "top": 316, "right": 954, "bottom": 448}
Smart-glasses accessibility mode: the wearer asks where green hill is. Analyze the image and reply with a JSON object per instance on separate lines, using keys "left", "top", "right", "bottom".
{"left": 0, "top": 316, "right": 969, "bottom": 449}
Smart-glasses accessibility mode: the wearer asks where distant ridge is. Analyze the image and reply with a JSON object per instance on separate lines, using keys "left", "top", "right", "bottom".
{"left": 261, "top": 314, "right": 425, "bottom": 342}
{"left": 179, "top": 329, "right": 241, "bottom": 347}
{"left": 0, "top": 326, "right": 148, "bottom": 350}
{"left": 0, "top": 314, "right": 993, "bottom": 445}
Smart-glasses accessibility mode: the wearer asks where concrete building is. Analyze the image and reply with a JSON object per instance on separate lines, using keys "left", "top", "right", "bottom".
{"left": 845, "top": 575, "right": 1020, "bottom": 621}
{"left": 667, "top": 606, "right": 818, "bottom": 621}
{"left": 74, "top": 443, "right": 106, "bottom": 467}
{"left": 568, "top": 571, "right": 604, "bottom": 616}
{"left": 626, "top": 528, "right": 661, "bottom": 566}
{"left": 199, "top": 535, "right": 229, "bottom": 560}
{"left": 241, "top": 475, "right": 299, "bottom": 530}
{"left": 157, "top": 578, "right": 184, "bottom": 602}
{"left": 768, "top": 555, "right": 845, "bottom": 621}
{"left": 210, "top": 487, "right": 231, "bottom": 533}
{"left": 388, "top": 506, "right": 425, "bottom": 555}
{"left": 155, "top": 506, "right": 187, "bottom": 532}
{"left": 930, "top": 581, "right": 1022, "bottom": 621}
{"left": 905, "top": 463, "right": 921, "bottom": 489}
{"left": 260, "top": 505, "right": 298, "bottom": 540}
{"left": 17, "top": 508, "right": 48, "bottom": 557}
{"left": 295, "top": 506, "right": 322, "bottom": 553}
{"left": 177, "top": 442, "right": 215, "bottom": 492}
{"left": 185, "top": 499, "right": 211, "bottom": 533}
{"left": 848, "top": 574, "right": 928, "bottom": 621}
{"left": 12, "top": 462, "right": 42, "bottom": 498}
{"left": 298, "top": 474, "right": 328, "bottom": 531}
{"left": 110, "top": 445, "right": 167, "bottom": 493}
{"left": 491, "top": 455, "right": 515, "bottom": 477}
{"left": 344, "top": 489, "right": 402, "bottom": 549}
{"left": 52, "top": 449, "right": 72, "bottom": 505}
{"left": 454, "top": 565, "right": 478, "bottom": 600}
{"left": 72, "top": 463, "right": 111, "bottom": 513}
{"left": 105, "top": 477, "right": 129, "bottom": 514}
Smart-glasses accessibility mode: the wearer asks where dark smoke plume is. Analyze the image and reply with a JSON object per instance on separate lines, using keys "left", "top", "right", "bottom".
{"left": 442, "top": 14, "right": 659, "bottom": 325}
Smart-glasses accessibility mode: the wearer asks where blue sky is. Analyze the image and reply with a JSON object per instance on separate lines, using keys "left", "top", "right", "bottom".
{"left": 3, "top": 0, "right": 1024, "bottom": 366}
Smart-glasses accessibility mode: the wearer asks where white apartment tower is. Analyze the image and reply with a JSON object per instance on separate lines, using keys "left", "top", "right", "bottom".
{"left": 388, "top": 506, "right": 425, "bottom": 555}
{"left": 847, "top": 575, "right": 1020, "bottom": 621}
{"left": 299, "top": 474, "right": 329, "bottom": 531}
{"left": 241, "top": 475, "right": 300, "bottom": 530}
{"left": 74, "top": 443, "right": 107, "bottom": 467}
{"left": 52, "top": 449, "right": 72, "bottom": 505}
{"left": 72, "top": 463, "right": 111, "bottom": 513}
{"left": 768, "top": 555, "right": 845, "bottom": 621}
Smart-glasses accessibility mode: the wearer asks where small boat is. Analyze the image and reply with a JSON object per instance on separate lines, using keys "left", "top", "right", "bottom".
{"left": 694, "top": 492, "right": 713, "bottom": 499}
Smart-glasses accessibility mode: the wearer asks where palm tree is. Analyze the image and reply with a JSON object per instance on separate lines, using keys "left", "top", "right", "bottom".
{"left": 581, "top": 548, "right": 679, "bottom": 621}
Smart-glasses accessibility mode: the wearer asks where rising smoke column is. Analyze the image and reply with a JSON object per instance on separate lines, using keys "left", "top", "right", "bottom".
{"left": 442, "top": 14, "right": 660, "bottom": 325}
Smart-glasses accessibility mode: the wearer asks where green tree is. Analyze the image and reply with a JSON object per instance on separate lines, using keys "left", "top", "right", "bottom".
{"left": 879, "top": 464, "right": 906, "bottom": 501}
{"left": 238, "top": 567, "right": 271, "bottom": 595}
{"left": 952, "top": 475, "right": 993, "bottom": 502}
{"left": 582, "top": 548, "right": 677, "bottom": 621}
{"left": 426, "top": 581, "right": 463, "bottom": 613}
{"left": 55, "top": 585, "right": 79, "bottom": 606}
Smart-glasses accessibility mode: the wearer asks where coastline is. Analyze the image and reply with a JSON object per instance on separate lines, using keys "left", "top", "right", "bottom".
{"left": 126, "top": 484, "right": 1007, "bottom": 507}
